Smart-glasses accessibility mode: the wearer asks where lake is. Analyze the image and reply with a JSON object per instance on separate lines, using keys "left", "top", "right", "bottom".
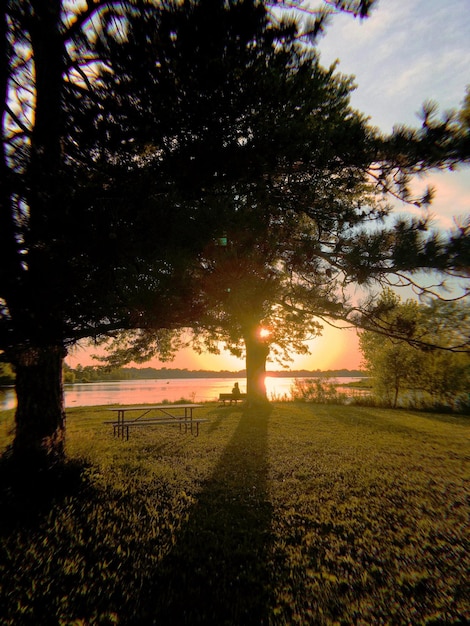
{"left": 0, "top": 376, "right": 364, "bottom": 411}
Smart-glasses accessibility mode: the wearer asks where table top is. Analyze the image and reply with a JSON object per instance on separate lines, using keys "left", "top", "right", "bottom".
{"left": 107, "top": 404, "right": 203, "bottom": 412}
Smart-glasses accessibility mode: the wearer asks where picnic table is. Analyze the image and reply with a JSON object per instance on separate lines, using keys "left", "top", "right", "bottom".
{"left": 105, "top": 404, "right": 206, "bottom": 440}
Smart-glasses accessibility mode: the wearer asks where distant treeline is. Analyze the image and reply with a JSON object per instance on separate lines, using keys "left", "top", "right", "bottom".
{"left": 62, "top": 364, "right": 364, "bottom": 384}
{"left": 0, "top": 363, "right": 365, "bottom": 386}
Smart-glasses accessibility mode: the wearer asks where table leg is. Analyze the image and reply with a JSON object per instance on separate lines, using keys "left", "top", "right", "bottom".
{"left": 119, "top": 409, "right": 125, "bottom": 439}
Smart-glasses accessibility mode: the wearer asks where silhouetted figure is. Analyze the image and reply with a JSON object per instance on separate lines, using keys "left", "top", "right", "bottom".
{"left": 232, "top": 382, "right": 241, "bottom": 398}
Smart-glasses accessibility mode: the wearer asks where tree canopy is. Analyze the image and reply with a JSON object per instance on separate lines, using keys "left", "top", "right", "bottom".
{"left": 96, "top": 1, "right": 470, "bottom": 402}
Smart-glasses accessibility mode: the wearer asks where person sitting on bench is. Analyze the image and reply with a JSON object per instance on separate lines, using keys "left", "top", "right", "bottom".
{"left": 219, "top": 384, "right": 245, "bottom": 404}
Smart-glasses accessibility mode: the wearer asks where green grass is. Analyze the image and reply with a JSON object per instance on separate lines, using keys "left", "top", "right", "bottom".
{"left": 0, "top": 403, "right": 469, "bottom": 625}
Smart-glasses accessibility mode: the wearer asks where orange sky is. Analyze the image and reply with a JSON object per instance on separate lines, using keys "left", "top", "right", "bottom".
{"left": 66, "top": 326, "right": 362, "bottom": 372}
{"left": 178, "top": 326, "right": 362, "bottom": 372}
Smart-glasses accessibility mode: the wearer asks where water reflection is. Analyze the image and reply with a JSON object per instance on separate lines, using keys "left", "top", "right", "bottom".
{"left": 0, "top": 377, "right": 363, "bottom": 410}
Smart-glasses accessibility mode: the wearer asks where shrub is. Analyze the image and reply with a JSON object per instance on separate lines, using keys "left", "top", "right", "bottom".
{"left": 290, "top": 377, "right": 345, "bottom": 404}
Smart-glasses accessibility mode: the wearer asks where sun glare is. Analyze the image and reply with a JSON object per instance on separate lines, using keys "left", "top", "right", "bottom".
{"left": 259, "top": 327, "right": 271, "bottom": 339}
{"left": 66, "top": 326, "right": 361, "bottom": 372}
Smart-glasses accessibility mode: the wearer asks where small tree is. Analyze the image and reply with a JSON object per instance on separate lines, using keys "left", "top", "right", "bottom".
{"left": 359, "top": 291, "right": 470, "bottom": 409}
{"left": 359, "top": 292, "right": 423, "bottom": 407}
{"left": 415, "top": 301, "right": 470, "bottom": 409}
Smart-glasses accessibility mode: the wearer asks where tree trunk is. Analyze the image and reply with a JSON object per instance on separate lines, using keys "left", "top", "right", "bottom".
{"left": 5, "top": 2, "right": 67, "bottom": 470}
{"left": 12, "top": 345, "right": 66, "bottom": 467}
{"left": 244, "top": 331, "right": 270, "bottom": 406}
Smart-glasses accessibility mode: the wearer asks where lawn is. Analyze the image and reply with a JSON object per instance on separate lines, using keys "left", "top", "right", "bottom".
{"left": 0, "top": 403, "right": 468, "bottom": 625}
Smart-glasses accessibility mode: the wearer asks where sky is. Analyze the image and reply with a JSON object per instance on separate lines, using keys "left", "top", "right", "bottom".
{"left": 66, "top": 0, "right": 470, "bottom": 372}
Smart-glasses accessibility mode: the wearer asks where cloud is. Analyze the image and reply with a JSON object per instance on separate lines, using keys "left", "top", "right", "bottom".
{"left": 318, "top": 0, "right": 470, "bottom": 131}
{"left": 316, "top": 1, "right": 470, "bottom": 233}
{"left": 407, "top": 170, "right": 470, "bottom": 229}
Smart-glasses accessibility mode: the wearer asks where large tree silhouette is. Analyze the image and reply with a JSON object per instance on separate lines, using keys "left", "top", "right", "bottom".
{"left": 0, "top": 0, "right": 242, "bottom": 464}
{"left": 98, "top": 2, "right": 469, "bottom": 404}
{"left": 1, "top": 0, "right": 384, "bottom": 464}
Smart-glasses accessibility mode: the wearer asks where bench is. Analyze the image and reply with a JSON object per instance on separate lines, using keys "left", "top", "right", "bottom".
{"left": 104, "top": 418, "right": 209, "bottom": 440}
{"left": 219, "top": 393, "right": 247, "bottom": 405}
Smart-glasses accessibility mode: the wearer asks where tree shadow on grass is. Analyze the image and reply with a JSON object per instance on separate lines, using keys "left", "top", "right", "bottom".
{"left": 0, "top": 452, "right": 91, "bottom": 535}
{"left": 204, "top": 405, "right": 234, "bottom": 434}
{"left": 139, "top": 404, "right": 273, "bottom": 625}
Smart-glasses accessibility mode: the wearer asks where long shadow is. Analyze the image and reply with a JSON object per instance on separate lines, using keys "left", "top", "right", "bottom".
{"left": 138, "top": 405, "right": 273, "bottom": 625}
{"left": 0, "top": 453, "right": 91, "bottom": 535}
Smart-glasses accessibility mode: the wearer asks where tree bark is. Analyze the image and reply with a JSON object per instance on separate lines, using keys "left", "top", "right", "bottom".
{"left": 6, "top": 2, "right": 67, "bottom": 469}
{"left": 12, "top": 345, "right": 66, "bottom": 467}
{"left": 244, "top": 330, "right": 270, "bottom": 406}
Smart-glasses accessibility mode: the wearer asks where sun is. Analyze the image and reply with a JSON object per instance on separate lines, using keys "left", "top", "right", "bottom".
{"left": 259, "top": 327, "right": 271, "bottom": 339}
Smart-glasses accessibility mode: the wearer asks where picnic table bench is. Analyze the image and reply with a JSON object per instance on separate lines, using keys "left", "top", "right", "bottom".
{"left": 218, "top": 393, "right": 247, "bottom": 405}
{"left": 104, "top": 404, "right": 207, "bottom": 440}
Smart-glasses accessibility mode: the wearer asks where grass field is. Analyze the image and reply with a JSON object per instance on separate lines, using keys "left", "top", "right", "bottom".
{"left": 0, "top": 403, "right": 469, "bottom": 625}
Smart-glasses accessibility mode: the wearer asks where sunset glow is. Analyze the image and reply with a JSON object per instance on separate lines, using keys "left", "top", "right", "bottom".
{"left": 66, "top": 326, "right": 362, "bottom": 372}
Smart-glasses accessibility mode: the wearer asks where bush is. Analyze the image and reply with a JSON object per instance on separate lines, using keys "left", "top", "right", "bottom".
{"left": 290, "top": 377, "right": 345, "bottom": 404}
